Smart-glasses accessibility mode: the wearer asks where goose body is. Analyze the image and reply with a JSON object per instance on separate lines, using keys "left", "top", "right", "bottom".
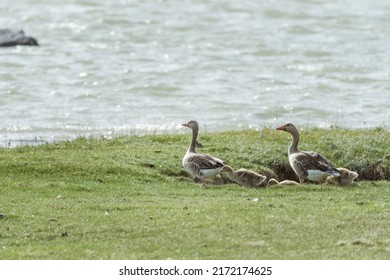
{"left": 276, "top": 123, "right": 340, "bottom": 183}
{"left": 221, "top": 165, "right": 267, "bottom": 188}
{"left": 326, "top": 167, "right": 358, "bottom": 186}
{"left": 182, "top": 120, "right": 224, "bottom": 186}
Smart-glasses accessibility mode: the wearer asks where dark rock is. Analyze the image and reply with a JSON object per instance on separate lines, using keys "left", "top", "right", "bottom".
{"left": 0, "top": 29, "right": 39, "bottom": 47}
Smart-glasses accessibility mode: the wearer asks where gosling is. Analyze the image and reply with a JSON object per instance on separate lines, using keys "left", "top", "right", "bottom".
{"left": 266, "top": 178, "right": 299, "bottom": 187}
{"left": 326, "top": 168, "right": 358, "bottom": 186}
{"left": 221, "top": 165, "right": 267, "bottom": 188}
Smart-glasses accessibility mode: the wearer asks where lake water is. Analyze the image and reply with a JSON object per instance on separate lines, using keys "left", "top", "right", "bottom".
{"left": 0, "top": 0, "right": 389, "bottom": 146}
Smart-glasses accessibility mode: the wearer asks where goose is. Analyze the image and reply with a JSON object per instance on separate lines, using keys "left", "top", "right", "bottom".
{"left": 221, "top": 165, "right": 267, "bottom": 188}
{"left": 182, "top": 120, "right": 224, "bottom": 187}
{"left": 276, "top": 123, "right": 340, "bottom": 183}
{"left": 266, "top": 178, "right": 300, "bottom": 187}
{"left": 326, "top": 167, "right": 358, "bottom": 186}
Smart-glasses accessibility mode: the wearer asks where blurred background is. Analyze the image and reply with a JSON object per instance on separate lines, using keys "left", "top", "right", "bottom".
{"left": 0, "top": 0, "right": 389, "bottom": 146}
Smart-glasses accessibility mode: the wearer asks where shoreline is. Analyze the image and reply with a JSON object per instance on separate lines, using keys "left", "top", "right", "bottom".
{"left": 0, "top": 124, "right": 390, "bottom": 148}
{"left": 2, "top": 124, "right": 389, "bottom": 148}
{"left": 2, "top": 127, "right": 389, "bottom": 181}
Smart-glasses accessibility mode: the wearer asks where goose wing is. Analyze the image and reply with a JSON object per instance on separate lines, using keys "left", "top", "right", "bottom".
{"left": 187, "top": 153, "right": 224, "bottom": 170}
{"left": 295, "top": 151, "right": 339, "bottom": 175}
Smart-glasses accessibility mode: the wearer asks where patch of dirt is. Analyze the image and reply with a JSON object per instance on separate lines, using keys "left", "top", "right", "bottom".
{"left": 270, "top": 163, "right": 298, "bottom": 181}
{"left": 358, "top": 160, "right": 388, "bottom": 180}
{"left": 271, "top": 161, "right": 389, "bottom": 181}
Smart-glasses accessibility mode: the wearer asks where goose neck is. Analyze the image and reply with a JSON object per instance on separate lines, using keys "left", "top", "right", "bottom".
{"left": 288, "top": 130, "right": 300, "bottom": 155}
{"left": 188, "top": 127, "right": 198, "bottom": 153}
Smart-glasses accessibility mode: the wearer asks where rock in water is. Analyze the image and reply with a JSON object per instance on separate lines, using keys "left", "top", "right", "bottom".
{"left": 0, "top": 29, "right": 38, "bottom": 47}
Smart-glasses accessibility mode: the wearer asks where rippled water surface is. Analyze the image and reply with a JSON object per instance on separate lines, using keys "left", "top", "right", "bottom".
{"left": 0, "top": 0, "right": 389, "bottom": 145}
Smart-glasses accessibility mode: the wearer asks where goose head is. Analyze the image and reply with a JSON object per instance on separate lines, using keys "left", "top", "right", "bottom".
{"left": 339, "top": 168, "right": 359, "bottom": 181}
{"left": 276, "top": 123, "right": 298, "bottom": 135}
{"left": 182, "top": 120, "right": 199, "bottom": 130}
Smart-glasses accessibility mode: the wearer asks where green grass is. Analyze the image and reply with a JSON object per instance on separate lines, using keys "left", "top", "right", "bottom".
{"left": 0, "top": 128, "right": 389, "bottom": 259}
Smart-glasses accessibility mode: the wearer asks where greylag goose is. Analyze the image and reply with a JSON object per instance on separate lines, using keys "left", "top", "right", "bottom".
{"left": 326, "top": 167, "right": 358, "bottom": 186}
{"left": 276, "top": 123, "right": 340, "bottom": 183}
{"left": 266, "top": 178, "right": 299, "bottom": 187}
{"left": 221, "top": 165, "right": 267, "bottom": 188}
{"left": 182, "top": 120, "right": 224, "bottom": 187}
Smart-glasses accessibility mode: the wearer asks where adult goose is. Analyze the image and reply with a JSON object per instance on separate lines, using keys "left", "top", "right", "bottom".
{"left": 276, "top": 123, "right": 340, "bottom": 183}
{"left": 182, "top": 120, "right": 224, "bottom": 187}
{"left": 221, "top": 165, "right": 267, "bottom": 188}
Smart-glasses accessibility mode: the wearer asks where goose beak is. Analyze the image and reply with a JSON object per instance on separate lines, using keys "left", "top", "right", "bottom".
{"left": 276, "top": 125, "right": 285, "bottom": 130}
{"left": 182, "top": 122, "right": 189, "bottom": 127}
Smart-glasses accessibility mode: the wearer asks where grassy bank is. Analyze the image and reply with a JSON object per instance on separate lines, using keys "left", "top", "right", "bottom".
{"left": 0, "top": 127, "right": 389, "bottom": 259}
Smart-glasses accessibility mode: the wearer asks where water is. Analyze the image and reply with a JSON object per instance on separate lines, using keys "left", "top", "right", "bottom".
{"left": 1, "top": 0, "right": 389, "bottom": 146}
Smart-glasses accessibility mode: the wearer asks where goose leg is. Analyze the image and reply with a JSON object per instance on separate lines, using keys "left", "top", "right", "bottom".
{"left": 200, "top": 176, "right": 208, "bottom": 188}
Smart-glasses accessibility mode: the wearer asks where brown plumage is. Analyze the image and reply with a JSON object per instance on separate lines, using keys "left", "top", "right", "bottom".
{"left": 276, "top": 123, "right": 340, "bottom": 183}
{"left": 182, "top": 120, "right": 224, "bottom": 187}
{"left": 221, "top": 165, "right": 267, "bottom": 188}
{"left": 266, "top": 178, "right": 299, "bottom": 187}
{"left": 326, "top": 168, "right": 358, "bottom": 186}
